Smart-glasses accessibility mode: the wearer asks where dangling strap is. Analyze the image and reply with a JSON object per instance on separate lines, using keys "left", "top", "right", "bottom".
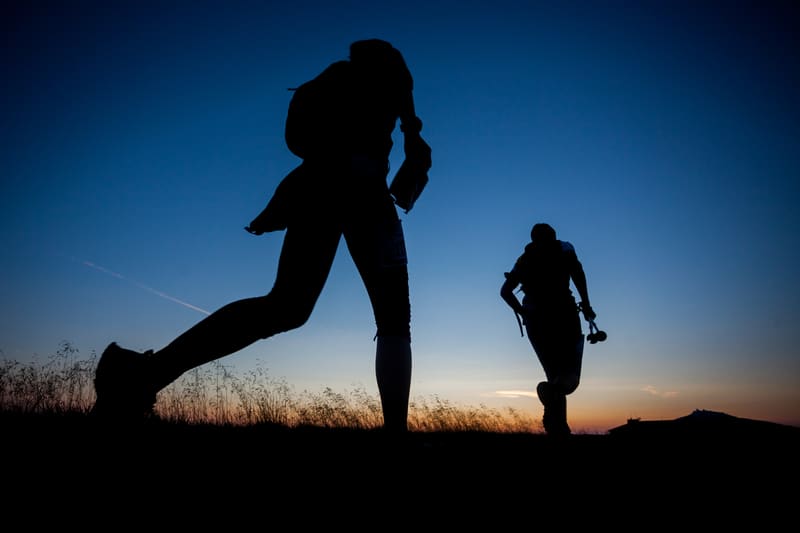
{"left": 514, "top": 311, "right": 524, "bottom": 337}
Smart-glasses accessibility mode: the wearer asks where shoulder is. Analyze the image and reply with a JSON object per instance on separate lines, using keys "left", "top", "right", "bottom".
{"left": 297, "top": 61, "right": 350, "bottom": 90}
{"left": 559, "top": 240, "right": 575, "bottom": 253}
{"left": 325, "top": 60, "right": 351, "bottom": 74}
{"left": 509, "top": 251, "right": 526, "bottom": 271}
{"left": 318, "top": 60, "right": 351, "bottom": 82}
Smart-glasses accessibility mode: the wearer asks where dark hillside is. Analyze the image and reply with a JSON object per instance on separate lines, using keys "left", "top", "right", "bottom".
{"left": 609, "top": 408, "right": 800, "bottom": 439}
{"left": 3, "top": 409, "right": 796, "bottom": 525}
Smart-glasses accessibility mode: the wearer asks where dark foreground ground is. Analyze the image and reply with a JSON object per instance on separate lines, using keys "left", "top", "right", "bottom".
{"left": 3, "top": 411, "right": 798, "bottom": 525}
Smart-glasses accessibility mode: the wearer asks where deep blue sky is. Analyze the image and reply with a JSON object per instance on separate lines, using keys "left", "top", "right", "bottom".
{"left": 2, "top": 0, "right": 798, "bottom": 431}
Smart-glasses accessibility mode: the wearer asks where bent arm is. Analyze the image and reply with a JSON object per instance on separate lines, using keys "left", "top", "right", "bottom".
{"left": 399, "top": 90, "right": 421, "bottom": 134}
{"left": 572, "top": 262, "right": 590, "bottom": 306}
{"left": 501, "top": 274, "right": 524, "bottom": 315}
{"left": 399, "top": 91, "right": 430, "bottom": 167}
{"left": 571, "top": 257, "right": 597, "bottom": 320}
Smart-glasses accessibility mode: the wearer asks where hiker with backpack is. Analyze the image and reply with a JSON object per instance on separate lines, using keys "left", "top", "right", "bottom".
{"left": 92, "top": 39, "right": 431, "bottom": 434}
{"left": 500, "top": 223, "right": 601, "bottom": 437}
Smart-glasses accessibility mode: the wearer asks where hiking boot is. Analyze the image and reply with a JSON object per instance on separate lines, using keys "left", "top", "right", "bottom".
{"left": 91, "top": 342, "right": 158, "bottom": 421}
{"left": 537, "top": 381, "right": 571, "bottom": 437}
{"left": 543, "top": 415, "right": 571, "bottom": 437}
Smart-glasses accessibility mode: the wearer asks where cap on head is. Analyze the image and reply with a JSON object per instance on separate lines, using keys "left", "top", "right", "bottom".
{"left": 349, "top": 39, "right": 412, "bottom": 91}
{"left": 349, "top": 39, "right": 395, "bottom": 62}
{"left": 531, "top": 223, "right": 556, "bottom": 243}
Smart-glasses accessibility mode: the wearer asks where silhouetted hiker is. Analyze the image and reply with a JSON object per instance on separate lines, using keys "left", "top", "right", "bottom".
{"left": 92, "top": 39, "right": 432, "bottom": 434}
{"left": 500, "top": 223, "right": 598, "bottom": 437}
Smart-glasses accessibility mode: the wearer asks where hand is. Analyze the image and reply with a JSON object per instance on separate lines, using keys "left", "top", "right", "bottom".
{"left": 580, "top": 302, "right": 596, "bottom": 321}
{"left": 403, "top": 132, "right": 432, "bottom": 171}
{"left": 400, "top": 116, "right": 423, "bottom": 135}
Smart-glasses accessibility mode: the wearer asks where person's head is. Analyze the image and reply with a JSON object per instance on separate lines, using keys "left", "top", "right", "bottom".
{"left": 530, "top": 223, "right": 557, "bottom": 244}
{"left": 349, "top": 39, "right": 413, "bottom": 91}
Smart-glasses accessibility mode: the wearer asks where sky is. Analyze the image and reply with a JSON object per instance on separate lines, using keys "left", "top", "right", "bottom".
{"left": 2, "top": 0, "right": 798, "bottom": 433}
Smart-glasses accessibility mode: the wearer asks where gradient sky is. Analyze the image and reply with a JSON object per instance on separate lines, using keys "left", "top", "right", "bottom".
{"left": 3, "top": 0, "right": 798, "bottom": 432}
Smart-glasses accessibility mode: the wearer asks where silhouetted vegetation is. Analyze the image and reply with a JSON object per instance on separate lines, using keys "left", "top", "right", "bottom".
{"left": 0, "top": 342, "right": 538, "bottom": 433}
{"left": 3, "top": 341, "right": 796, "bottom": 521}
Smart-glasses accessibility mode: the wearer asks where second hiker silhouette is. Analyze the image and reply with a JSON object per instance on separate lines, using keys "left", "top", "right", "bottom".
{"left": 92, "top": 39, "right": 431, "bottom": 433}
{"left": 500, "top": 223, "right": 599, "bottom": 437}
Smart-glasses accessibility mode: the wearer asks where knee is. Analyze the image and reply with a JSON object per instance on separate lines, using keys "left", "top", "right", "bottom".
{"left": 376, "top": 324, "right": 410, "bottom": 341}
{"left": 373, "top": 291, "right": 411, "bottom": 340}
{"left": 554, "top": 374, "right": 580, "bottom": 395}
{"left": 250, "top": 292, "right": 315, "bottom": 338}
{"left": 270, "top": 301, "right": 314, "bottom": 334}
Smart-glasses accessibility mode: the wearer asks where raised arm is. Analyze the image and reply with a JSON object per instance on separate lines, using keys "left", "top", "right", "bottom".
{"left": 570, "top": 255, "right": 595, "bottom": 321}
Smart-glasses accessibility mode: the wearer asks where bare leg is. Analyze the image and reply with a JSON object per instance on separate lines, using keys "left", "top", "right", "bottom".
{"left": 148, "top": 295, "right": 283, "bottom": 391}
{"left": 376, "top": 335, "right": 412, "bottom": 432}
{"left": 345, "top": 212, "right": 412, "bottom": 432}
{"left": 148, "top": 221, "right": 342, "bottom": 391}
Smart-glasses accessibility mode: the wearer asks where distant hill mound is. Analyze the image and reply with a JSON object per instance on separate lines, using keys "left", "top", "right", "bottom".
{"left": 608, "top": 409, "right": 800, "bottom": 439}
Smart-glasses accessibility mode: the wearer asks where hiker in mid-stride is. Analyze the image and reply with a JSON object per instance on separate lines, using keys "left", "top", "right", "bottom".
{"left": 92, "top": 39, "right": 431, "bottom": 434}
{"left": 500, "top": 223, "right": 603, "bottom": 437}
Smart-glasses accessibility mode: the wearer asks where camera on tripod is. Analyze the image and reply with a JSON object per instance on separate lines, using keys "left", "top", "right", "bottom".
{"left": 580, "top": 307, "right": 607, "bottom": 345}
{"left": 578, "top": 302, "right": 607, "bottom": 344}
{"left": 587, "top": 323, "right": 607, "bottom": 344}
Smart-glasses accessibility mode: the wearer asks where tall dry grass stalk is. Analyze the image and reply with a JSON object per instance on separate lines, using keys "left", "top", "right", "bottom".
{"left": 0, "top": 342, "right": 539, "bottom": 433}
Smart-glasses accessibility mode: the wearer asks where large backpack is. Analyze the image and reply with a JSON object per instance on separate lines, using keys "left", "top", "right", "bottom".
{"left": 284, "top": 61, "right": 349, "bottom": 160}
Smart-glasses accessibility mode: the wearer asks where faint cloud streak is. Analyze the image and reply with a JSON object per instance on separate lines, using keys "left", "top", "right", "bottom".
{"left": 79, "top": 259, "right": 211, "bottom": 316}
{"left": 642, "top": 385, "right": 679, "bottom": 398}
{"left": 490, "top": 389, "right": 539, "bottom": 400}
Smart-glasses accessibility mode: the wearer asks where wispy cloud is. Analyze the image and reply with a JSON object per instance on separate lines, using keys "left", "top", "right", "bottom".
{"left": 488, "top": 389, "right": 539, "bottom": 400}
{"left": 641, "top": 385, "right": 679, "bottom": 398}
{"left": 79, "top": 259, "right": 211, "bottom": 315}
